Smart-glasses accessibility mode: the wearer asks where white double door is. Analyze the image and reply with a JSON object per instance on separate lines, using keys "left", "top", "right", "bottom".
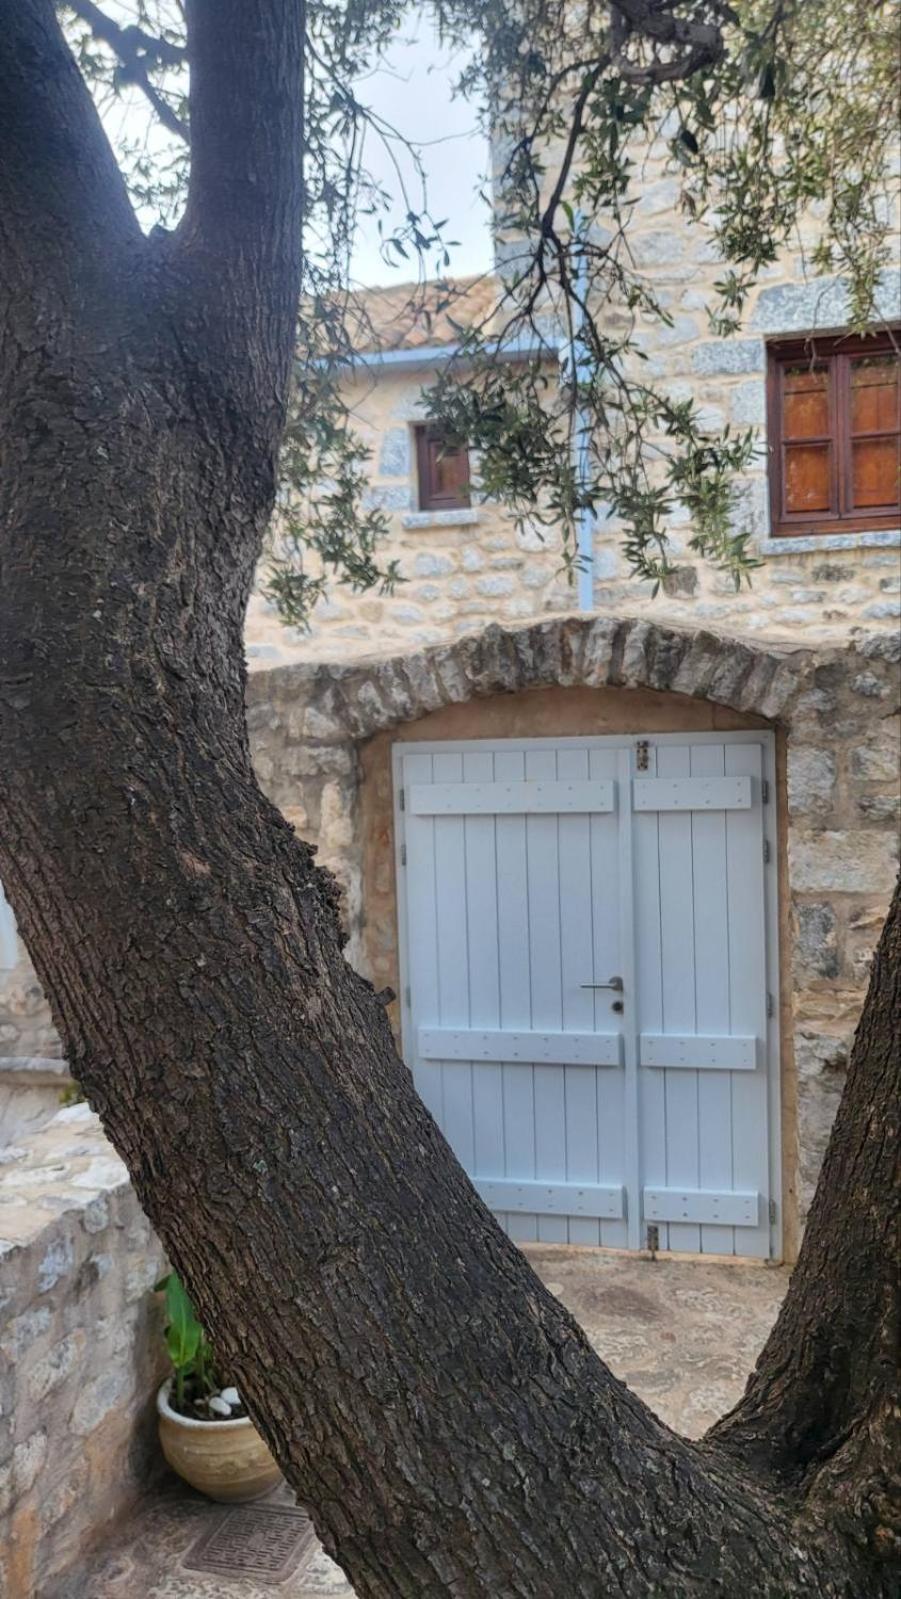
{"left": 394, "top": 734, "right": 780, "bottom": 1259}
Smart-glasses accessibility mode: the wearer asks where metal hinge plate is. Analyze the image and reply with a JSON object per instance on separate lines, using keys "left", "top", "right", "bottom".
{"left": 769, "top": 1199, "right": 777, "bottom": 1226}
{"left": 761, "top": 778, "right": 770, "bottom": 804}
{"left": 767, "top": 991, "right": 775, "bottom": 1019}
{"left": 404, "top": 986, "right": 411, "bottom": 1008}
{"left": 763, "top": 838, "right": 771, "bottom": 864}
{"left": 400, "top": 843, "right": 407, "bottom": 866}
{"left": 636, "top": 740, "right": 651, "bottom": 772}
{"left": 398, "top": 787, "right": 405, "bottom": 811}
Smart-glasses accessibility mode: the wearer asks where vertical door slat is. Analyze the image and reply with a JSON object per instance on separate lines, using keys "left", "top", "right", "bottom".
{"left": 690, "top": 743, "right": 735, "bottom": 1255}
{"left": 657, "top": 744, "right": 701, "bottom": 1253}
{"left": 402, "top": 751, "right": 443, "bottom": 1124}
{"left": 634, "top": 745, "right": 668, "bottom": 1250}
{"left": 525, "top": 748, "right": 567, "bottom": 1243}
{"left": 432, "top": 751, "right": 474, "bottom": 1172}
{"left": 725, "top": 741, "right": 771, "bottom": 1258}
{"left": 494, "top": 747, "right": 538, "bottom": 1241}
{"left": 557, "top": 747, "right": 600, "bottom": 1246}
{"left": 463, "top": 750, "right": 505, "bottom": 1212}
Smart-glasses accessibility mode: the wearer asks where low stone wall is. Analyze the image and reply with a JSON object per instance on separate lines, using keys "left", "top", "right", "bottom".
{"left": 0, "top": 1057, "right": 74, "bottom": 1145}
{"left": 0, "top": 1105, "right": 166, "bottom": 1599}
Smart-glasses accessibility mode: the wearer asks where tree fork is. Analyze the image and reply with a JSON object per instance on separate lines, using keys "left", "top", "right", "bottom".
{"left": 0, "top": 0, "right": 899, "bottom": 1594}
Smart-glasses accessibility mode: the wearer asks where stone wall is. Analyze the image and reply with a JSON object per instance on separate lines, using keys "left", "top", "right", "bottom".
{"left": 241, "top": 267, "right": 900, "bottom": 673}
{"left": 3, "top": 616, "right": 898, "bottom": 1249}
{"left": 246, "top": 615, "right": 900, "bottom": 1245}
{"left": 0, "top": 920, "right": 63, "bottom": 1063}
{"left": 0, "top": 1105, "right": 166, "bottom": 1599}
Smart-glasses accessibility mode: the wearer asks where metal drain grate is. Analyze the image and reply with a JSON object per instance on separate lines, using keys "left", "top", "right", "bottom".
{"left": 182, "top": 1503, "right": 316, "bottom": 1585}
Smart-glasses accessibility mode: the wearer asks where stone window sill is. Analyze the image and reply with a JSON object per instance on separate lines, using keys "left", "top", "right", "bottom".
{"left": 401, "top": 508, "right": 481, "bottom": 530}
{"left": 759, "top": 528, "right": 900, "bottom": 557}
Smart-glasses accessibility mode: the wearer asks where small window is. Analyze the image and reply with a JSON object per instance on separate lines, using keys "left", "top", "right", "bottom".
{"left": 414, "top": 425, "right": 471, "bottom": 512}
{"left": 767, "top": 332, "right": 900, "bottom": 536}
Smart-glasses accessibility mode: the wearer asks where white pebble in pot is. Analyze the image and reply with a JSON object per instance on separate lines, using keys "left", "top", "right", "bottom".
{"left": 208, "top": 1395, "right": 232, "bottom": 1417}
{"left": 220, "top": 1387, "right": 240, "bottom": 1407}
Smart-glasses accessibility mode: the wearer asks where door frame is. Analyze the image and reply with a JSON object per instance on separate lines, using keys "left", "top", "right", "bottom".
{"left": 392, "top": 730, "right": 782, "bottom": 1259}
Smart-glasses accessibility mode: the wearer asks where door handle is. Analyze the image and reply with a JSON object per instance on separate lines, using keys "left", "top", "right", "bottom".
{"left": 580, "top": 976, "right": 624, "bottom": 991}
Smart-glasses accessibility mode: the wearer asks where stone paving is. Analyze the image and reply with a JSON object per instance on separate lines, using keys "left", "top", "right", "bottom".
{"left": 65, "top": 1245, "right": 788, "bottom": 1599}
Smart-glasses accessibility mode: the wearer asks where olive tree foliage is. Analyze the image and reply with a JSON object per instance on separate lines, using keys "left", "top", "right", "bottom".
{"left": 63, "top": 0, "right": 899, "bottom": 614}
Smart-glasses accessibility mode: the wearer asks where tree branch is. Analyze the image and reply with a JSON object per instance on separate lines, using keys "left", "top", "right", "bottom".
{"left": 66, "top": 0, "right": 189, "bottom": 140}
{"left": 180, "top": 0, "right": 305, "bottom": 346}
{"left": 709, "top": 876, "right": 901, "bottom": 1561}
{"left": 0, "top": 0, "right": 141, "bottom": 314}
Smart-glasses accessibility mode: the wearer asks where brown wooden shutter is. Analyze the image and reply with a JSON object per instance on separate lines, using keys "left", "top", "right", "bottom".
{"left": 767, "top": 332, "right": 900, "bottom": 537}
{"left": 415, "top": 426, "right": 471, "bottom": 511}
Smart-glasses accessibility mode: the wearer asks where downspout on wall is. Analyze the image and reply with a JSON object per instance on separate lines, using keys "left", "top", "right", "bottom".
{"left": 571, "top": 218, "right": 596, "bottom": 612}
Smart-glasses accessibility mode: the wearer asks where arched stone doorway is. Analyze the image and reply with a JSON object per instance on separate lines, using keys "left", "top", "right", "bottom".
{"left": 248, "top": 618, "right": 901, "bottom": 1260}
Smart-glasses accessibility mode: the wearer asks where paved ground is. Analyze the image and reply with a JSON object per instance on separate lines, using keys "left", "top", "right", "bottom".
{"left": 67, "top": 1247, "right": 788, "bottom": 1599}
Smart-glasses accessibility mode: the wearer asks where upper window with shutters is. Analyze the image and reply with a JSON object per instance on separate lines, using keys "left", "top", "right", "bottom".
{"left": 414, "top": 425, "right": 471, "bottom": 513}
{"left": 766, "top": 332, "right": 900, "bottom": 537}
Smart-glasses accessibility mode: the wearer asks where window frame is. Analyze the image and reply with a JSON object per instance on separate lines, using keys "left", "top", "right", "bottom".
{"left": 766, "top": 330, "right": 900, "bottom": 538}
{"left": 414, "top": 424, "right": 471, "bottom": 513}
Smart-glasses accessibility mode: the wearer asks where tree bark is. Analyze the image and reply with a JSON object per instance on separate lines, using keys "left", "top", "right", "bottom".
{"left": 0, "top": 4, "right": 898, "bottom": 1596}
{"left": 712, "top": 883, "right": 901, "bottom": 1565}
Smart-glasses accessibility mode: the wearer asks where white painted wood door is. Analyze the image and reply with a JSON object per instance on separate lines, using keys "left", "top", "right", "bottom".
{"left": 394, "top": 734, "right": 780, "bottom": 1259}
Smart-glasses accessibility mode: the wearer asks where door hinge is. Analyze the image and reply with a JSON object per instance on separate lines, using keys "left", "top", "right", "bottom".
{"left": 400, "top": 843, "right": 407, "bottom": 866}
{"left": 398, "top": 787, "right": 405, "bottom": 811}
{"left": 768, "top": 1199, "right": 777, "bottom": 1226}
{"left": 404, "top": 986, "right": 411, "bottom": 1008}
{"left": 763, "top": 838, "right": 771, "bottom": 864}
{"left": 761, "top": 778, "right": 770, "bottom": 804}
{"left": 767, "top": 991, "right": 775, "bottom": 1019}
{"left": 646, "top": 1223, "right": 659, "bottom": 1257}
{"left": 636, "top": 739, "right": 651, "bottom": 772}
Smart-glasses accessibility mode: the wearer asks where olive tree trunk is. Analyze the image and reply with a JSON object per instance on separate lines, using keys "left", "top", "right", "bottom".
{"left": 0, "top": 3, "right": 898, "bottom": 1595}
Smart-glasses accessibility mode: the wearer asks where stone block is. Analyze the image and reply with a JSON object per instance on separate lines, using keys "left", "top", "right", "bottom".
{"left": 856, "top": 794, "right": 900, "bottom": 823}
{"left": 362, "top": 485, "right": 409, "bottom": 511}
{"left": 474, "top": 575, "right": 515, "bottom": 598}
{"left": 857, "top": 631, "right": 901, "bottom": 663}
{"left": 377, "top": 427, "right": 410, "bottom": 477}
{"left": 750, "top": 269, "right": 900, "bottom": 334}
{"left": 730, "top": 382, "right": 767, "bottom": 425}
{"left": 794, "top": 1030, "right": 850, "bottom": 1215}
{"left": 70, "top": 1371, "right": 127, "bottom": 1436}
{"left": 661, "top": 566, "right": 698, "bottom": 598}
{"left": 690, "top": 339, "right": 765, "bottom": 376}
{"left": 787, "top": 747, "right": 836, "bottom": 815}
{"left": 794, "top": 904, "right": 839, "bottom": 980}
{"left": 790, "top": 830, "right": 899, "bottom": 893}
{"left": 850, "top": 740, "right": 899, "bottom": 782}
{"left": 25, "top": 1330, "right": 87, "bottom": 1404}
{"left": 630, "top": 229, "right": 687, "bottom": 267}
{"left": 593, "top": 547, "right": 619, "bottom": 580}
{"left": 811, "top": 563, "right": 849, "bottom": 582}
{"left": 850, "top": 672, "right": 889, "bottom": 699}
{"left": 37, "top": 1236, "right": 73, "bottom": 1293}
{"left": 412, "top": 551, "right": 454, "bottom": 578}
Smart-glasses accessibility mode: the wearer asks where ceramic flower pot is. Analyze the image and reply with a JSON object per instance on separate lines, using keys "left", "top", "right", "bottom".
{"left": 157, "top": 1380, "right": 281, "bottom": 1503}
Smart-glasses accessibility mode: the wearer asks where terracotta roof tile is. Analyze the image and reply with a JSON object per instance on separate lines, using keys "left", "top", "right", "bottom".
{"left": 346, "top": 273, "right": 500, "bottom": 353}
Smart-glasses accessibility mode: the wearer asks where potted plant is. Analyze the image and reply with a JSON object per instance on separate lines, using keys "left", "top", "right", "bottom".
{"left": 155, "top": 1271, "right": 281, "bottom": 1503}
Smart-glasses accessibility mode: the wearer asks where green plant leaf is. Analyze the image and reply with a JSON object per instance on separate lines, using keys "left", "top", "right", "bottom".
{"left": 163, "top": 1272, "right": 203, "bottom": 1374}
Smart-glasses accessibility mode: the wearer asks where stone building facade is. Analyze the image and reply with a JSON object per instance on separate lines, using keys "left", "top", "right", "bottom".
{"left": 1, "top": 175, "right": 899, "bottom": 1263}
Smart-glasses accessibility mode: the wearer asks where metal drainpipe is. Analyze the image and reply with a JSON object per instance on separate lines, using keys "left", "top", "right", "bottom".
{"left": 572, "top": 214, "right": 595, "bottom": 612}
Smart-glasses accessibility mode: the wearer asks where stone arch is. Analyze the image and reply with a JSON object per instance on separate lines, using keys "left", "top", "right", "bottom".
{"left": 259, "top": 616, "right": 824, "bottom": 746}
{"left": 251, "top": 615, "right": 901, "bottom": 1255}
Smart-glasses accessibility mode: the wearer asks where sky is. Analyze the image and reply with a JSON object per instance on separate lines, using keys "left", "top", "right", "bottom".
{"left": 96, "top": 9, "right": 493, "bottom": 288}
{"left": 350, "top": 16, "right": 493, "bottom": 285}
